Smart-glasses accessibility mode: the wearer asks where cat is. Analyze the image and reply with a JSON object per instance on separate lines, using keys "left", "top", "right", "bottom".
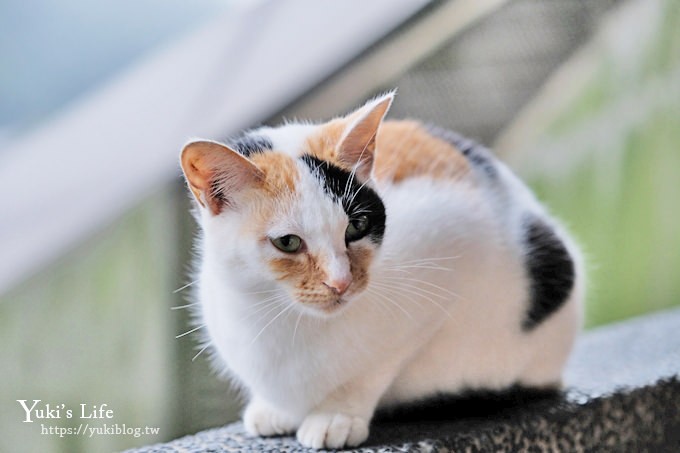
{"left": 179, "top": 92, "right": 583, "bottom": 449}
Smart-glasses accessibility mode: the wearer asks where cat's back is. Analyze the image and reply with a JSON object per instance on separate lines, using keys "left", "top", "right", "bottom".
{"left": 371, "top": 120, "right": 559, "bottom": 276}
{"left": 373, "top": 120, "right": 539, "bottom": 227}
{"left": 374, "top": 120, "right": 481, "bottom": 186}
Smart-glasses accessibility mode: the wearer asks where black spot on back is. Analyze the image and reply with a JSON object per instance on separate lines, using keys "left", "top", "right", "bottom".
{"left": 522, "top": 216, "right": 575, "bottom": 331}
{"left": 425, "top": 124, "right": 498, "bottom": 179}
{"left": 227, "top": 134, "right": 273, "bottom": 157}
{"left": 300, "top": 155, "right": 386, "bottom": 245}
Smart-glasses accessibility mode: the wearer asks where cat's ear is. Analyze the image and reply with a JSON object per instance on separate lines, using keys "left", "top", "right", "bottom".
{"left": 180, "top": 140, "right": 262, "bottom": 215}
{"left": 337, "top": 92, "right": 394, "bottom": 180}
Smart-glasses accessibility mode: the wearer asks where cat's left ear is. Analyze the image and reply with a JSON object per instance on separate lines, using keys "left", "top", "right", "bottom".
{"left": 337, "top": 92, "right": 394, "bottom": 180}
{"left": 180, "top": 140, "right": 263, "bottom": 215}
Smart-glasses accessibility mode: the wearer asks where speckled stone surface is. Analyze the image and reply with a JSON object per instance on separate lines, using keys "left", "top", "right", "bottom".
{"left": 129, "top": 308, "right": 680, "bottom": 452}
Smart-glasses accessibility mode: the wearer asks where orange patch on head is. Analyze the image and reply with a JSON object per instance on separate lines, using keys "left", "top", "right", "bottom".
{"left": 306, "top": 119, "right": 471, "bottom": 185}
{"left": 304, "top": 118, "right": 351, "bottom": 171}
{"left": 249, "top": 152, "right": 300, "bottom": 196}
{"left": 373, "top": 120, "right": 471, "bottom": 184}
{"left": 233, "top": 152, "right": 302, "bottom": 241}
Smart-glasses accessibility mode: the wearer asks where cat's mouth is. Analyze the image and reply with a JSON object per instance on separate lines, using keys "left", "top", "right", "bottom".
{"left": 297, "top": 294, "right": 352, "bottom": 317}
{"left": 325, "top": 296, "right": 349, "bottom": 311}
{"left": 293, "top": 282, "right": 367, "bottom": 316}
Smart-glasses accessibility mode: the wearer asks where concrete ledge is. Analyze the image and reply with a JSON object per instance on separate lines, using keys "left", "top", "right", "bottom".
{"left": 129, "top": 308, "right": 680, "bottom": 452}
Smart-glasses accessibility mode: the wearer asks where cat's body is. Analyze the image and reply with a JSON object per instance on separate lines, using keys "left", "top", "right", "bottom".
{"left": 180, "top": 94, "right": 583, "bottom": 449}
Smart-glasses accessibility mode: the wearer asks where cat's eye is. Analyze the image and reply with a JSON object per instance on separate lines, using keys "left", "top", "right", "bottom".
{"left": 270, "top": 235, "right": 303, "bottom": 253}
{"left": 346, "top": 215, "right": 370, "bottom": 241}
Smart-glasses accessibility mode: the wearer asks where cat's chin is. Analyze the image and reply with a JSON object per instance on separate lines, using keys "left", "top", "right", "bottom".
{"left": 299, "top": 296, "right": 352, "bottom": 318}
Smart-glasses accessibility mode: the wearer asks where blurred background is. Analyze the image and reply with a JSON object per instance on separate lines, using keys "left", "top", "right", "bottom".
{"left": 1, "top": 0, "right": 678, "bottom": 451}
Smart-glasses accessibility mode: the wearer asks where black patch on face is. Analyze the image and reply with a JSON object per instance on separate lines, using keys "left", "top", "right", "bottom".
{"left": 227, "top": 134, "right": 273, "bottom": 157}
{"left": 425, "top": 124, "right": 498, "bottom": 179}
{"left": 300, "top": 155, "right": 386, "bottom": 245}
{"left": 522, "top": 216, "right": 575, "bottom": 331}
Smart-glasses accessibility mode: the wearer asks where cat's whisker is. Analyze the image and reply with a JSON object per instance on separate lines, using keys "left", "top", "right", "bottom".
{"left": 372, "top": 280, "right": 452, "bottom": 318}
{"left": 380, "top": 275, "right": 461, "bottom": 299}
{"left": 378, "top": 279, "right": 449, "bottom": 301}
{"left": 387, "top": 264, "right": 453, "bottom": 272}
{"left": 173, "top": 280, "right": 197, "bottom": 294}
{"left": 249, "top": 292, "right": 289, "bottom": 307}
{"left": 347, "top": 177, "right": 372, "bottom": 207}
{"left": 352, "top": 200, "right": 369, "bottom": 210}
{"left": 292, "top": 309, "right": 305, "bottom": 348}
{"left": 343, "top": 162, "right": 359, "bottom": 201}
{"left": 244, "top": 301, "right": 282, "bottom": 320}
{"left": 393, "top": 286, "right": 451, "bottom": 319}
{"left": 284, "top": 303, "right": 298, "bottom": 324}
{"left": 394, "top": 256, "right": 461, "bottom": 265}
{"left": 370, "top": 281, "right": 422, "bottom": 308}
{"left": 239, "top": 288, "right": 283, "bottom": 296}
{"left": 370, "top": 282, "right": 424, "bottom": 311}
{"left": 342, "top": 133, "right": 372, "bottom": 202}
{"left": 383, "top": 262, "right": 450, "bottom": 272}
{"left": 401, "top": 289, "right": 452, "bottom": 318}
{"left": 388, "top": 280, "right": 449, "bottom": 300}
{"left": 380, "top": 273, "right": 468, "bottom": 304}
{"left": 248, "top": 305, "right": 285, "bottom": 332}
{"left": 350, "top": 201, "right": 371, "bottom": 213}
{"left": 247, "top": 304, "right": 285, "bottom": 321}
{"left": 384, "top": 254, "right": 462, "bottom": 267}
{"left": 365, "top": 288, "right": 396, "bottom": 318}
{"left": 251, "top": 303, "right": 295, "bottom": 345}
{"left": 246, "top": 299, "right": 281, "bottom": 311}
{"left": 170, "top": 303, "right": 197, "bottom": 310}
{"left": 242, "top": 298, "right": 288, "bottom": 322}
{"left": 176, "top": 324, "right": 206, "bottom": 339}
{"left": 367, "top": 287, "right": 412, "bottom": 320}
{"left": 345, "top": 169, "right": 372, "bottom": 209}
{"left": 247, "top": 296, "right": 284, "bottom": 313}
{"left": 192, "top": 343, "right": 211, "bottom": 362}
{"left": 386, "top": 260, "right": 450, "bottom": 268}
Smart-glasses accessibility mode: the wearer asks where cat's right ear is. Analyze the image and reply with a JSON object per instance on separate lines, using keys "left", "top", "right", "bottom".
{"left": 180, "top": 140, "right": 262, "bottom": 215}
{"left": 337, "top": 92, "right": 394, "bottom": 180}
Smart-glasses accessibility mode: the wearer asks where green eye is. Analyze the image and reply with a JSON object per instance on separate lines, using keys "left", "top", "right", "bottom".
{"left": 270, "top": 234, "right": 303, "bottom": 253}
{"left": 346, "top": 215, "right": 370, "bottom": 241}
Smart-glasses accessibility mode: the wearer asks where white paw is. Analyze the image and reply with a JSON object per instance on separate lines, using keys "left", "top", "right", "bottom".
{"left": 243, "top": 400, "right": 297, "bottom": 437}
{"left": 296, "top": 412, "right": 369, "bottom": 449}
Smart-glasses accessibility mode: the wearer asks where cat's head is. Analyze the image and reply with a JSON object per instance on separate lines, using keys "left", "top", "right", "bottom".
{"left": 180, "top": 94, "right": 393, "bottom": 316}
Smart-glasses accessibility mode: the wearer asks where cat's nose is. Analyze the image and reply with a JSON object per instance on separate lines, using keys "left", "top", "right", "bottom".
{"left": 324, "top": 277, "right": 352, "bottom": 296}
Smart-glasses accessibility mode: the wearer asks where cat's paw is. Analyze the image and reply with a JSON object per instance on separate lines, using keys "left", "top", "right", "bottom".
{"left": 296, "top": 412, "right": 369, "bottom": 449}
{"left": 243, "top": 400, "right": 297, "bottom": 437}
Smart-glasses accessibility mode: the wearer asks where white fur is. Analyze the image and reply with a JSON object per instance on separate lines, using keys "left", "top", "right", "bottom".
{"left": 189, "top": 109, "right": 583, "bottom": 449}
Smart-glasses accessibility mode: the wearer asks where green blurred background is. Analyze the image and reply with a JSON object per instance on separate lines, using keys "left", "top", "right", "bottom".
{"left": 498, "top": 0, "right": 680, "bottom": 327}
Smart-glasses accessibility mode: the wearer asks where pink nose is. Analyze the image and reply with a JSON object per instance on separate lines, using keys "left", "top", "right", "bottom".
{"left": 324, "top": 277, "right": 352, "bottom": 296}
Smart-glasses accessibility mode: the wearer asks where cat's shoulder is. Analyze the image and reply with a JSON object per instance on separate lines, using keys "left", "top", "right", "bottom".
{"left": 374, "top": 120, "right": 497, "bottom": 185}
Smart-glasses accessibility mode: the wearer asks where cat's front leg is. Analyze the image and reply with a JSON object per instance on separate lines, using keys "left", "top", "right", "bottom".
{"left": 297, "top": 411, "right": 369, "bottom": 449}
{"left": 296, "top": 361, "right": 399, "bottom": 449}
{"left": 243, "top": 396, "right": 299, "bottom": 437}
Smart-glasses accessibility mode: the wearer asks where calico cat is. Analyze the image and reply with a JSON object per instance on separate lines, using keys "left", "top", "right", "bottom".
{"left": 179, "top": 92, "right": 583, "bottom": 449}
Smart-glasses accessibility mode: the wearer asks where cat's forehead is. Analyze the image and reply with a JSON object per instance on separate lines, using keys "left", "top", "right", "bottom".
{"left": 228, "top": 120, "right": 352, "bottom": 196}
{"left": 225, "top": 119, "right": 385, "bottom": 245}
{"left": 246, "top": 119, "right": 351, "bottom": 168}
{"left": 246, "top": 151, "right": 349, "bottom": 240}
{"left": 248, "top": 123, "right": 320, "bottom": 158}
